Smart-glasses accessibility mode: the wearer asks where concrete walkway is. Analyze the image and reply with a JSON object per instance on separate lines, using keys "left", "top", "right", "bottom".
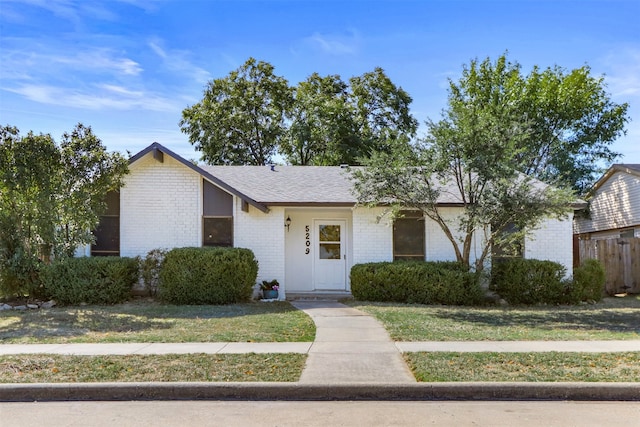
{"left": 291, "top": 300, "right": 416, "bottom": 384}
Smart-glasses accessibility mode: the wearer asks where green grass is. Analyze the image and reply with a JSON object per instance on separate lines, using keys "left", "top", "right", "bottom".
{"left": 349, "top": 295, "right": 640, "bottom": 341}
{"left": 0, "top": 300, "right": 316, "bottom": 344}
{"left": 405, "top": 352, "right": 640, "bottom": 382}
{"left": 0, "top": 353, "right": 306, "bottom": 383}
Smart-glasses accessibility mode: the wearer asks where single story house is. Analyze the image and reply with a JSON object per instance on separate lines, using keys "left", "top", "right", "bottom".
{"left": 574, "top": 164, "right": 640, "bottom": 240}
{"left": 82, "top": 143, "right": 579, "bottom": 299}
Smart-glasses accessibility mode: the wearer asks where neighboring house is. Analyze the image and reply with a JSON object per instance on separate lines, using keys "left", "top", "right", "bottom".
{"left": 573, "top": 164, "right": 640, "bottom": 294}
{"left": 574, "top": 164, "right": 640, "bottom": 240}
{"left": 83, "top": 143, "right": 579, "bottom": 299}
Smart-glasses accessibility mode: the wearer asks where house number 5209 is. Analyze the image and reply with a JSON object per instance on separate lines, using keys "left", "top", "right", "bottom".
{"left": 305, "top": 225, "right": 310, "bottom": 254}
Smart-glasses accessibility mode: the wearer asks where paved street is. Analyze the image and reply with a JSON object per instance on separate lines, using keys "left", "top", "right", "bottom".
{"left": 2, "top": 400, "right": 639, "bottom": 427}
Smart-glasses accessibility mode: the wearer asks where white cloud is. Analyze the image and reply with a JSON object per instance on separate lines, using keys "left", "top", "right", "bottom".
{"left": 0, "top": 44, "right": 143, "bottom": 80}
{"left": 601, "top": 48, "right": 640, "bottom": 98}
{"left": 6, "top": 83, "right": 178, "bottom": 112}
{"left": 302, "top": 30, "right": 361, "bottom": 55}
{"left": 148, "top": 38, "right": 211, "bottom": 84}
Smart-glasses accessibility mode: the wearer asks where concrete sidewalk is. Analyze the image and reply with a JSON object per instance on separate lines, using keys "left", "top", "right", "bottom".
{"left": 0, "top": 342, "right": 311, "bottom": 356}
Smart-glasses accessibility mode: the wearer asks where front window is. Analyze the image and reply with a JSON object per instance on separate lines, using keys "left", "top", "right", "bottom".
{"left": 203, "top": 217, "right": 233, "bottom": 247}
{"left": 91, "top": 191, "right": 120, "bottom": 256}
{"left": 492, "top": 222, "right": 524, "bottom": 263}
{"left": 202, "top": 179, "right": 233, "bottom": 247}
{"left": 393, "top": 210, "right": 425, "bottom": 261}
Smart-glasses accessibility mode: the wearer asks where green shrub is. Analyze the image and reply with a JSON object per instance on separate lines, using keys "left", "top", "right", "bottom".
{"left": 490, "top": 258, "right": 567, "bottom": 305}
{"left": 41, "top": 257, "right": 138, "bottom": 305}
{"left": 139, "top": 248, "right": 167, "bottom": 296}
{"left": 572, "top": 258, "right": 606, "bottom": 302}
{"left": 159, "top": 247, "right": 258, "bottom": 305}
{"left": 0, "top": 248, "right": 44, "bottom": 299}
{"left": 350, "top": 261, "right": 483, "bottom": 305}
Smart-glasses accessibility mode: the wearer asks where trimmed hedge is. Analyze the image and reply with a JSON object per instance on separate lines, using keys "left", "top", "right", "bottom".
{"left": 350, "top": 261, "right": 483, "bottom": 306}
{"left": 572, "top": 258, "right": 606, "bottom": 302}
{"left": 489, "top": 258, "right": 567, "bottom": 305}
{"left": 159, "top": 247, "right": 258, "bottom": 305}
{"left": 41, "top": 257, "right": 138, "bottom": 305}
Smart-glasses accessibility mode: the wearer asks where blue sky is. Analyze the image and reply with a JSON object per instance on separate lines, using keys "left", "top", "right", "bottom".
{"left": 1, "top": 0, "right": 639, "bottom": 164}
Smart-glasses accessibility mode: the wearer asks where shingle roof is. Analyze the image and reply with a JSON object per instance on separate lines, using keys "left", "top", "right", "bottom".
{"left": 199, "top": 165, "right": 357, "bottom": 205}
{"left": 622, "top": 164, "right": 640, "bottom": 173}
{"left": 130, "top": 143, "right": 585, "bottom": 209}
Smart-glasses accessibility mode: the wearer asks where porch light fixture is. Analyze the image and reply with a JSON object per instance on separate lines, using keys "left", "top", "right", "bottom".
{"left": 285, "top": 216, "right": 292, "bottom": 232}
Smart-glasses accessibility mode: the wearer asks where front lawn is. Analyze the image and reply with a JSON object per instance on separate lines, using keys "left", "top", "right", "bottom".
{"left": 406, "top": 352, "right": 640, "bottom": 382}
{"left": 349, "top": 295, "right": 640, "bottom": 341}
{"left": 0, "top": 299, "right": 316, "bottom": 343}
{"left": 0, "top": 353, "right": 306, "bottom": 383}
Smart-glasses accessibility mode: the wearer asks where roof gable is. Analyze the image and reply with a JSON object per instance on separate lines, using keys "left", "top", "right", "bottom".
{"left": 129, "top": 143, "right": 268, "bottom": 212}
{"left": 588, "top": 164, "right": 640, "bottom": 197}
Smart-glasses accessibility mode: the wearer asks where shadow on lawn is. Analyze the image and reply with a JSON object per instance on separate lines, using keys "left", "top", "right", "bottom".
{"left": 430, "top": 305, "right": 640, "bottom": 335}
{"left": 0, "top": 300, "right": 302, "bottom": 341}
{"left": 0, "top": 310, "right": 172, "bottom": 340}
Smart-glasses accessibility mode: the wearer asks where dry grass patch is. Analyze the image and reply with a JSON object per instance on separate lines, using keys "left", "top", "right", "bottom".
{"left": 0, "top": 300, "right": 315, "bottom": 343}
{"left": 350, "top": 296, "right": 640, "bottom": 341}
{"left": 0, "top": 353, "right": 306, "bottom": 383}
{"left": 406, "top": 352, "right": 640, "bottom": 382}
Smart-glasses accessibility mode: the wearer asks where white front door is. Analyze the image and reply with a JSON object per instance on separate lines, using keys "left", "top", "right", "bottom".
{"left": 313, "top": 220, "right": 347, "bottom": 290}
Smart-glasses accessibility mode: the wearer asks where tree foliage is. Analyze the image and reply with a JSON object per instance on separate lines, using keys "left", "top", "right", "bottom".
{"left": 180, "top": 57, "right": 294, "bottom": 165}
{"left": 182, "top": 59, "right": 417, "bottom": 166}
{"left": 447, "top": 54, "right": 629, "bottom": 193}
{"left": 0, "top": 124, "right": 129, "bottom": 297}
{"left": 351, "top": 54, "right": 599, "bottom": 272}
{"left": 280, "top": 73, "right": 358, "bottom": 165}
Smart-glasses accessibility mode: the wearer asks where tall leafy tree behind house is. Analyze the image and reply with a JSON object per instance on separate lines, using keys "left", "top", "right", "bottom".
{"left": 180, "top": 57, "right": 294, "bottom": 165}
{"left": 0, "top": 124, "right": 128, "bottom": 297}
{"left": 182, "top": 59, "right": 418, "bottom": 166}
{"left": 348, "top": 67, "right": 418, "bottom": 159}
{"left": 280, "top": 73, "right": 360, "bottom": 165}
{"left": 351, "top": 54, "right": 607, "bottom": 272}
{"left": 450, "top": 54, "right": 629, "bottom": 193}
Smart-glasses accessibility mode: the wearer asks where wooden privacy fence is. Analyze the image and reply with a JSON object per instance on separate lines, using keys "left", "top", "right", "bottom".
{"left": 578, "top": 238, "right": 640, "bottom": 295}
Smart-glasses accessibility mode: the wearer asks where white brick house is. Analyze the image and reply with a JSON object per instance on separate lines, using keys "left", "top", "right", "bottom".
{"left": 87, "top": 143, "right": 580, "bottom": 299}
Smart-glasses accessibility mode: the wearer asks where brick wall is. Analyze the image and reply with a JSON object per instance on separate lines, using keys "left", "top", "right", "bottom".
{"left": 235, "top": 203, "right": 285, "bottom": 287}
{"left": 120, "top": 153, "right": 201, "bottom": 257}
{"left": 526, "top": 216, "right": 574, "bottom": 275}
{"left": 352, "top": 207, "right": 392, "bottom": 264}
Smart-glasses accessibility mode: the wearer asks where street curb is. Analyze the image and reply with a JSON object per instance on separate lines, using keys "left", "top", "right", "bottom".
{"left": 1, "top": 382, "right": 639, "bottom": 402}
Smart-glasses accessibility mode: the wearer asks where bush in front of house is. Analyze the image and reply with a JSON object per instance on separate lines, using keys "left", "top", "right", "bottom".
{"left": 350, "top": 261, "right": 483, "bottom": 305}
{"left": 41, "top": 256, "right": 138, "bottom": 305}
{"left": 571, "top": 258, "right": 606, "bottom": 302}
{"left": 159, "top": 247, "right": 258, "bottom": 305}
{"left": 489, "top": 258, "right": 567, "bottom": 305}
{"left": 139, "top": 248, "right": 168, "bottom": 296}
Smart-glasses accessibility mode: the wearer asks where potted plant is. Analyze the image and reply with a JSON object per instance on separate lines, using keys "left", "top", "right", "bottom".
{"left": 260, "top": 279, "right": 279, "bottom": 300}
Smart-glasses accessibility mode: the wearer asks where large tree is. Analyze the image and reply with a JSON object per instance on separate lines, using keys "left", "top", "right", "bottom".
{"left": 281, "top": 67, "right": 418, "bottom": 166}
{"left": 0, "top": 124, "right": 128, "bottom": 297}
{"left": 180, "top": 57, "right": 294, "bottom": 165}
{"left": 348, "top": 67, "right": 418, "bottom": 157}
{"left": 183, "top": 59, "right": 417, "bottom": 166}
{"left": 351, "top": 55, "right": 595, "bottom": 272}
{"left": 449, "top": 54, "right": 629, "bottom": 193}
{"left": 280, "top": 73, "right": 360, "bottom": 165}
